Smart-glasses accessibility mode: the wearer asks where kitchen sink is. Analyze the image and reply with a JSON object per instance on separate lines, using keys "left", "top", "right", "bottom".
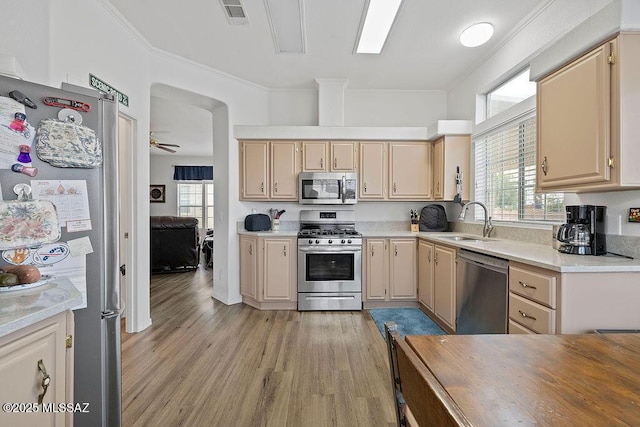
{"left": 442, "top": 235, "right": 493, "bottom": 242}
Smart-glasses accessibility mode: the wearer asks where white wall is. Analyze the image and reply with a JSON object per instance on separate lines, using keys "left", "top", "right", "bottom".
{"left": 268, "top": 88, "right": 448, "bottom": 126}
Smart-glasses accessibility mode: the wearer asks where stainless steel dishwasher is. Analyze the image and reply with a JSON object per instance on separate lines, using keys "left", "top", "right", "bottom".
{"left": 456, "top": 249, "right": 509, "bottom": 334}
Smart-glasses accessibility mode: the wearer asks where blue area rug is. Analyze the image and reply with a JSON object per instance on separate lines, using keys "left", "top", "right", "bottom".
{"left": 369, "top": 308, "right": 446, "bottom": 339}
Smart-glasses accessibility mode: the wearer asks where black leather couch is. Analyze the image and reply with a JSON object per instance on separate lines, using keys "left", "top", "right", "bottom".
{"left": 150, "top": 216, "right": 200, "bottom": 273}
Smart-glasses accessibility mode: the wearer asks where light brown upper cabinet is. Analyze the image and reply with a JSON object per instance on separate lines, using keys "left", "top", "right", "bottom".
{"left": 270, "top": 141, "right": 300, "bottom": 199}
{"left": 389, "top": 142, "right": 432, "bottom": 199}
{"left": 302, "top": 141, "right": 357, "bottom": 172}
{"left": 240, "top": 140, "right": 269, "bottom": 199}
{"left": 537, "top": 34, "right": 640, "bottom": 192}
{"left": 301, "top": 141, "right": 327, "bottom": 171}
{"left": 330, "top": 142, "right": 357, "bottom": 171}
{"left": 239, "top": 140, "right": 300, "bottom": 200}
{"left": 359, "top": 142, "right": 387, "bottom": 199}
{"left": 432, "top": 136, "right": 470, "bottom": 201}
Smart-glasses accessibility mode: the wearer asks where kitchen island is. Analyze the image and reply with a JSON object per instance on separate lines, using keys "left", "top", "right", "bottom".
{"left": 402, "top": 332, "right": 640, "bottom": 426}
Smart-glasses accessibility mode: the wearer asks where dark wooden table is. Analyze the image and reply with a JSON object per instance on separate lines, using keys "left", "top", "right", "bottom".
{"left": 405, "top": 333, "right": 640, "bottom": 426}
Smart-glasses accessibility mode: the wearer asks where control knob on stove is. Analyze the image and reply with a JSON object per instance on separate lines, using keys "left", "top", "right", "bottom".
{"left": 341, "top": 239, "right": 345, "bottom": 244}
{"left": 347, "top": 239, "right": 352, "bottom": 244}
{"left": 315, "top": 239, "right": 320, "bottom": 244}
{"left": 328, "top": 239, "right": 333, "bottom": 244}
{"left": 308, "top": 239, "right": 313, "bottom": 244}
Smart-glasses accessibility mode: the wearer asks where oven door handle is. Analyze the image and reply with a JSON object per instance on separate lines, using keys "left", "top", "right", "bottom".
{"left": 298, "top": 246, "right": 361, "bottom": 253}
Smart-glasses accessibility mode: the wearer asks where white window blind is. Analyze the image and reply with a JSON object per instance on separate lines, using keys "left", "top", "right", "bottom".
{"left": 474, "top": 113, "right": 564, "bottom": 222}
{"left": 177, "top": 183, "right": 214, "bottom": 229}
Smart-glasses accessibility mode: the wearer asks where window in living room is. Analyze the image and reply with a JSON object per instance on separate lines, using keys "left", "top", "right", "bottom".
{"left": 177, "top": 182, "right": 214, "bottom": 229}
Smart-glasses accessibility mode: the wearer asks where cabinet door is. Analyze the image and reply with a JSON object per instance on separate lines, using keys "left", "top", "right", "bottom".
{"left": 240, "top": 141, "right": 269, "bottom": 199}
{"left": 330, "top": 142, "right": 356, "bottom": 171}
{"left": 433, "top": 245, "right": 456, "bottom": 330}
{"left": 239, "top": 235, "right": 258, "bottom": 299}
{"left": 433, "top": 138, "right": 444, "bottom": 199}
{"left": 302, "top": 141, "right": 327, "bottom": 171}
{"left": 418, "top": 240, "right": 434, "bottom": 310}
{"left": 389, "top": 239, "right": 417, "bottom": 299}
{"left": 359, "top": 142, "right": 386, "bottom": 199}
{"left": 537, "top": 41, "right": 612, "bottom": 190}
{"left": 365, "top": 239, "right": 387, "bottom": 300}
{"left": 270, "top": 141, "right": 299, "bottom": 199}
{"left": 0, "top": 312, "right": 67, "bottom": 427}
{"left": 263, "top": 238, "right": 293, "bottom": 300}
{"left": 389, "top": 143, "right": 432, "bottom": 199}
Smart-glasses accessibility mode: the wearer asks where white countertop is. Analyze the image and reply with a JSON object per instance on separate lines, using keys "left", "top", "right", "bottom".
{"left": 363, "top": 231, "right": 640, "bottom": 273}
{"left": 0, "top": 276, "right": 81, "bottom": 338}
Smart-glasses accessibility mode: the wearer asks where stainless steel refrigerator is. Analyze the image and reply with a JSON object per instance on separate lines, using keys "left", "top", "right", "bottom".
{"left": 0, "top": 74, "right": 121, "bottom": 426}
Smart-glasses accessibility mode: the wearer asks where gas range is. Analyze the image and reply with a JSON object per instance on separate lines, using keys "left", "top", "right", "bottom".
{"left": 297, "top": 210, "right": 362, "bottom": 247}
{"left": 297, "top": 228, "right": 362, "bottom": 247}
{"left": 297, "top": 209, "right": 362, "bottom": 311}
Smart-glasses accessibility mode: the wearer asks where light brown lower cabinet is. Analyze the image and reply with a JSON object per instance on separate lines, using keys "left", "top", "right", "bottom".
{"left": 433, "top": 244, "right": 456, "bottom": 332}
{"left": 363, "top": 238, "right": 417, "bottom": 305}
{"left": 240, "top": 235, "right": 297, "bottom": 309}
{"left": 417, "top": 240, "right": 434, "bottom": 311}
{"left": 0, "top": 311, "right": 74, "bottom": 427}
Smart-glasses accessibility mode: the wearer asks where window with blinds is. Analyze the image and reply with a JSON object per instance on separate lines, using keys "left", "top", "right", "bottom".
{"left": 177, "top": 183, "right": 214, "bottom": 229}
{"left": 474, "top": 113, "right": 564, "bottom": 222}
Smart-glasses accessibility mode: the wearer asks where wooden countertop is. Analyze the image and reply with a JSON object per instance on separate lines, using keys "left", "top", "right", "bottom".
{"left": 405, "top": 333, "right": 640, "bottom": 426}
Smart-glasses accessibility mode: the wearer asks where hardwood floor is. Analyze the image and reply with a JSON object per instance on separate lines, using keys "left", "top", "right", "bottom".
{"left": 121, "top": 267, "right": 396, "bottom": 426}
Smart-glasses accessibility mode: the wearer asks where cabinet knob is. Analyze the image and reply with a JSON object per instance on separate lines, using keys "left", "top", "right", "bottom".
{"left": 371, "top": 247, "right": 375, "bottom": 257}
{"left": 320, "top": 158, "right": 324, "bottom": 168}
{"left": 395, "top": 246, "right": 398, "bottom": 256}
{"left": 249, "top": 244, "right": 252, "bottom": 255}
{"left": 37, "top": 359, "right": 51, "bottom": 405}
{"left": 334, "top": 157, "right": 337, "bottom": 168}
{"left": 541, "top": 156, "right": 548, "bottom": 176}
{"left": 434, "top": 253, "right": 438, "bottom": 265}
{"left": 260, "top": 182, "right": 264, "bottom": 192}
{"left": 393, "top": 182, "right": 397, "bottom": 193}
{"left": 283, "top": 245, "right": 287, "bottom": 256}
{"left": 274, "top": 182, "right": 278, "bottom": 193}
{"left": 364, "top": 183, "right": 367, "bottom": 193}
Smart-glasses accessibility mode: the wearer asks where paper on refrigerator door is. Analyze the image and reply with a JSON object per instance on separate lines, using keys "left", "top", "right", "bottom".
{"left": 31, "top": 179, "right": 92, "bottom": 231}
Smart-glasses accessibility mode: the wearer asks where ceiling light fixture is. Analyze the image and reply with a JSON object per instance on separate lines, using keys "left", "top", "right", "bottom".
{"left": 355, "top": 0, "right": 403, "bottom": 54}
{"left": 459, "top": 22, "right": 494, "bottom": 48}
{"left": 264, "top": 0, "right": 306, "bottom": 54}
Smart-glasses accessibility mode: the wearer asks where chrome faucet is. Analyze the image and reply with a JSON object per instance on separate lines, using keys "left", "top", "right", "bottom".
{"left": 458, "top": 201, "right": 494, "bottom": 238}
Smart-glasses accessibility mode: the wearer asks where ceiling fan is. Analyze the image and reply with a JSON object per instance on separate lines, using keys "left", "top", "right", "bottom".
{"left": 149, "top": 132, "right": 180, "bottom": 153}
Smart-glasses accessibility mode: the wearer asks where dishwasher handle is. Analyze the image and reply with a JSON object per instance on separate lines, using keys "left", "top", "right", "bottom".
{"left": 457, "top": 249, "right": 509, "bottom": 274}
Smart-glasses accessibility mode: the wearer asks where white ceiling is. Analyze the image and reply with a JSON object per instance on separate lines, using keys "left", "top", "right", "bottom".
{"left": 108, "top": 0, "right": 547, "bottom": 155}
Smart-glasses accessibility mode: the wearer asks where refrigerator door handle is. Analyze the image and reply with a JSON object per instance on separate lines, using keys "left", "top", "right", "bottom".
{"left": 100, "top": 96, "right": 122, "bottom": 314}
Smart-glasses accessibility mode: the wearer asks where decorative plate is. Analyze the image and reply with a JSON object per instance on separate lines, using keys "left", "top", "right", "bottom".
{"left": 0, "top": 275, "right": 55, "bottom": 292}
{"left": 0, "top": 200, "right": 60, "bottom": 250}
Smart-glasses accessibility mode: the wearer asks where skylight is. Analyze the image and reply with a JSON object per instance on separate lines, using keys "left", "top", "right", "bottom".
{"left": 355, "top": 0, "right": 403, "bottom": 54}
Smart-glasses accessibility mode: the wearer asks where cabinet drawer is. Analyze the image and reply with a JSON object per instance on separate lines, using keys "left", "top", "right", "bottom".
{"left": 508, "top": 319, "right": 537, "bottom": 334}
{"left": 509, "top": 265, "right": 557, "bottom": 308}
{"left": 509, "top": 292, "right": 556, "bottom": 334}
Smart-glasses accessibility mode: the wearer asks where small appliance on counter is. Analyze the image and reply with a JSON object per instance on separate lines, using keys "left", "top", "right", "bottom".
{"left": 557, "top": 205, "right": 606, "bottom": 255}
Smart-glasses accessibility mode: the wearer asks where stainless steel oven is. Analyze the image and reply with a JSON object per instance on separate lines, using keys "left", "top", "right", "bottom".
{"left": 297, "top": 210, "right": 362, "bottom": 311}
{"left": 299, "top": 172, "right": 357, "bottom": 205}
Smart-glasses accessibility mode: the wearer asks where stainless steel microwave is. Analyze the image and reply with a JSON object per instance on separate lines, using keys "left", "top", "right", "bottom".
{"left": 298, "top": 172, "right": 357, "bottom": 205}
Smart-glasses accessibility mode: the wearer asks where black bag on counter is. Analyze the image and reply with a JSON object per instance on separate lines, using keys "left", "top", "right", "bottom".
{"left": 419, "top": 204, "right": 448, "bottom": 232}
{"left": 244, "top": 214, "right": 271, "bottom": 231}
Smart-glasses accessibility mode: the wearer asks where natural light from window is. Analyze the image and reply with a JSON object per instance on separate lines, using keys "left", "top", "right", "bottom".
{"left": 177, "top": 183, "right": 214, "bottom": 229}
{"left": 475, "top": 68, "right": 564, "bottom": 223}
{"left": 487, "top": 68, "right": 536, "bottom": 118}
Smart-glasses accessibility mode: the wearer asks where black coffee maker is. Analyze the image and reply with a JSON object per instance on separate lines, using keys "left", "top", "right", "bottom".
{"left": 557, "top": 205, "right": 606, "bottom": 255}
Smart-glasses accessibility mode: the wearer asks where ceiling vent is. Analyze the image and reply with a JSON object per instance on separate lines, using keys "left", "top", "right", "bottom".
{"left": 220, "top": 0, "right": 249, "bottom": 25}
